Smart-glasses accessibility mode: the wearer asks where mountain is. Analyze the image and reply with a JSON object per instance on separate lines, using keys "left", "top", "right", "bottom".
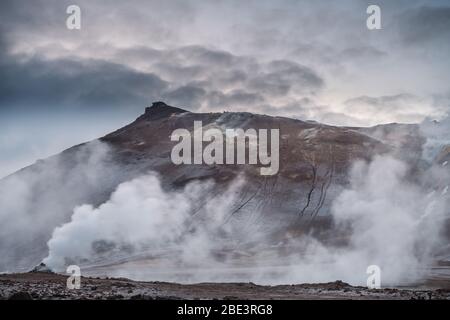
{"left": 0, "top": 102, "right": 446, "bottom": 276}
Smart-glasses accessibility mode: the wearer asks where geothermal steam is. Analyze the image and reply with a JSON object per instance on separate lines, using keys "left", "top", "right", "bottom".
{"left": 43, "top": 155, "right": 448, "bottom": 286}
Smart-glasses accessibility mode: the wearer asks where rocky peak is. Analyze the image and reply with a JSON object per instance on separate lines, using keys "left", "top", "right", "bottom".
{"left": 139, "top": 101, "right": 188, "bottom": 121}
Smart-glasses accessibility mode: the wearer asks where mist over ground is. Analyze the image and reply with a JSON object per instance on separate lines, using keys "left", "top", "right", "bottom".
{"left": 41, "top": 154, "right": 449, "bottom": 285}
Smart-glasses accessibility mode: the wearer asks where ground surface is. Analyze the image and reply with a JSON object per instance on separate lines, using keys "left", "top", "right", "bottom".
{"left": 1, "top": 272, "right": 449, "bottom": 300}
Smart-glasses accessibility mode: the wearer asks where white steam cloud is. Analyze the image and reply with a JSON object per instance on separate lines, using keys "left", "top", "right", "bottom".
{"left": 42, "top": 156, "right": 448, "bottom": 286}
{"left": 0, "top": 141, "right": 121, "bottom": 272}
{"left": 44, "top": 174, "right": 246, "bottom": 273}
{"left": 318, "top": 156, "right": 448, "bottom": 284}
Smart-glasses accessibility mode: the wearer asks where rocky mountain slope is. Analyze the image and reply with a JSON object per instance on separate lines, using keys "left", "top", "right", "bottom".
{"left": 0, "top": 102, "right": 446, "bottom": 280}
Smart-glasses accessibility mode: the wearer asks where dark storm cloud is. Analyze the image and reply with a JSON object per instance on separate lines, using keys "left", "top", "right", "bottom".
{"left": 0, "top": 54, "right": 169, "bottom": 113}
{"left": 395, "top": 6, "right": 450, "bottom": 45}
{"left": 0, "top": 29, "right": 325, "bottom": 118}
{"left": 0, "top": 32, "right": 325, "bottom": 113}
{"left": 0, "top": 1, "right": 172, "bottom": 114}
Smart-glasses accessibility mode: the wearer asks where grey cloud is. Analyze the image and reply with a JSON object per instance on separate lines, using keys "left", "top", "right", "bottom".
{"left": 3, "top": 0, "right": 450, "bottom": 178}
{"left": 269, "top": 60, "right": 323, "bottom": 91}
{"left": 248, "top": 60, "right": 324, "bottom": 97}
{"left": 110, "top": 45, "right": 324, "bottom": 112}
{"left": 0, "top": 0, "right": 197, "bottom": 49}
{"left": 0, "top": 38, "right": 325, "bottom": 115}
{"left": 114, "top": 46, "right": 164, "bottom": 64}
{"left": 145, "top": 46, "right": 257, "bottom": 85}
{"left": 344, "top": 94, "right": 446, "bottom": 125}
{"left": 0, "top": 20, "right": 328, "bottom": 119}
{"left": 257, "top": 98, "right": 313, "bottom": 116}
{"left": 172, "top": 46, "right": 236, "bottom": 67}
{"left": 338, "top": 46, "right": 386, "bottom": 60}
{"left": 152, "top": 62, "right": 207, "bottom": 83}
{"left": 0, "top": 54, "right": 169, "bottom": 114}
{"left": 345, "top": 94, "right": 417, "bottom": 108}
{"left": 110, "top": 46, "right": 255, "bottom": 90}
{"left": 395, "top": 6, "right": 450, "bottom": 45}
{"left": 215, "top": 70, "right": 248, "bottom": 86}
{"left": 206, "top": 90, "right": 265, "bottom": 110}
{"left": 162, "top": 85, "right": 206, "bottom": 109}
{"left": 0, "top": 0, "right": 448, "bottom": 122}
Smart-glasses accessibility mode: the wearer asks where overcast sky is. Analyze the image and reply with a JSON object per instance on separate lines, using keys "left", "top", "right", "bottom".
{"left": 1, "top": 0, "right": 450, "bottom": 177}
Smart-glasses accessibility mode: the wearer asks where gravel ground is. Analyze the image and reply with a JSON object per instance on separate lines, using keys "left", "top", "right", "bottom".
{"left": 1, "top": 272, "right": 449, "bottom": 300}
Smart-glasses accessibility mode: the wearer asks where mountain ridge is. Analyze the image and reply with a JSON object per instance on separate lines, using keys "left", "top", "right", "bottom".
{"left": 0, "top": 102, "right": 436, "bottom": 273}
